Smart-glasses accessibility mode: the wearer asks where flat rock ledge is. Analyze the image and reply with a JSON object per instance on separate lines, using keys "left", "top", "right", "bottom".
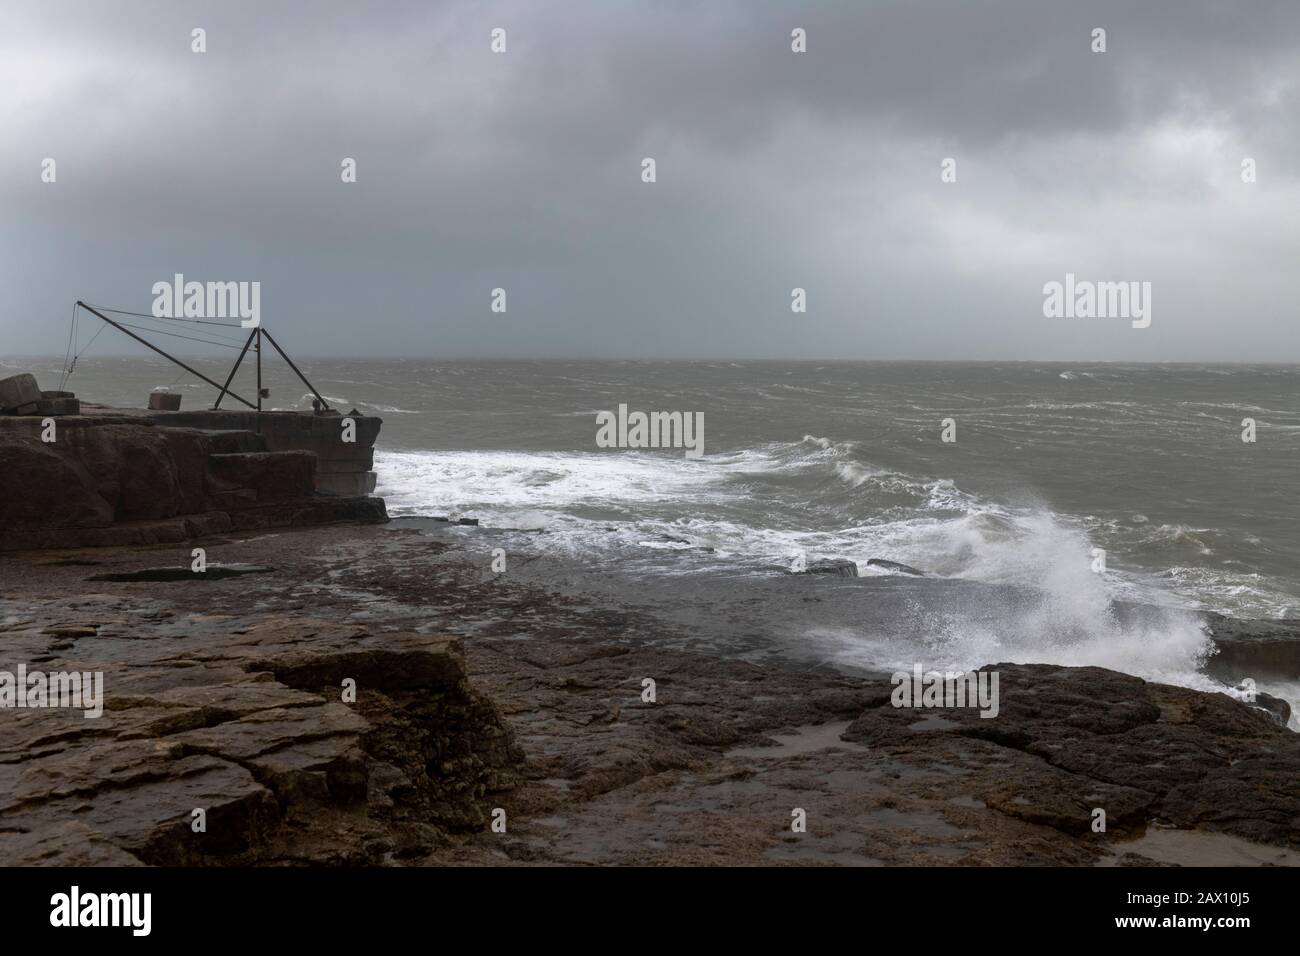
{"left": 2, "top": 525, "right": 1297, "bottom": 866}
{"left": 839, "top": 664, "right": 1300, "bottom": 855}
{"left": 0, "top": 620, "right": 520, "bottom": 865}
{"left": 461, "top": 644, "right": 1300, "bottom": 866}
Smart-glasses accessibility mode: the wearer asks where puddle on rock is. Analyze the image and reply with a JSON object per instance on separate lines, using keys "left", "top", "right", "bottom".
{"left": 1102, "top": 827, "right": 1300, "bottom": 866}
{"left": 727, "top": 720, "right": 867, "bottom": 759}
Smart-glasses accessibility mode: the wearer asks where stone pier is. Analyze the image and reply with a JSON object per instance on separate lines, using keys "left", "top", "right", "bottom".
{"left": 147, "top": 408, "right": 382, "bottom": 497}
{"left": 0, "top": 402, "right": 387, "bottom": 551}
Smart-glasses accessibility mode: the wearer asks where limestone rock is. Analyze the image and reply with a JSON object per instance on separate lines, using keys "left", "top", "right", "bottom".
{"left": 1206, "top": 613, "right": 1300, "bottom": 680}
{"left": 0, "top": 373, "right": 41, "bottom": 411}
{"left": 0, "top": 414, "right": 387, "bottom": 551}
{"left": 842, "top": 662, "right": 1300, "bottom": 848}
{"left": 798, "top": 558, "right": 858, "bottom": 578}
{"left": 865, "top": 558, "right": 927, "bottom": 576}
{"left": 0, "top": 621, "right": 521, "bottom": 865}
{"left": 207, "top": 451, "right": 316, "bottom": 501}
{"left": 35, "top": 398, "right": 80, "bottom": 416}
{"left": 0, "top": 437, "right": 115, "bottom": 530}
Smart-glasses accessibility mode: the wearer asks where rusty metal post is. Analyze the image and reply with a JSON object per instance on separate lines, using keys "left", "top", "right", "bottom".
{"left": 214, "top": 328, "right": 258, "bottom": 410}
{"left": 261, "top": 328, "right": 331, "bottom": 412}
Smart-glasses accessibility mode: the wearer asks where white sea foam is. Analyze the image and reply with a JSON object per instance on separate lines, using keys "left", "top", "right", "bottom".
{"left": 375, "top": 448, "right": 715, "bottom": 515}
{"left": 372, "top": 438, "right": 1268, "bottom": 700}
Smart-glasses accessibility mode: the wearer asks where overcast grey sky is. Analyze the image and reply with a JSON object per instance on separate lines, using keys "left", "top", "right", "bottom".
{"left": 3, "top": 0, "right": 1297, "bottom": 360}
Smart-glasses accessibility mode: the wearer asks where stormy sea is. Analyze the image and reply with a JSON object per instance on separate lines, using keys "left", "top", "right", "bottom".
{"left": 27, "top": 356, "right": 1300, "bottom": 722}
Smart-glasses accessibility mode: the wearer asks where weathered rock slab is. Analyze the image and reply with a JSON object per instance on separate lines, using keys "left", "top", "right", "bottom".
{"left": 0, "top": 373, "right": 42, "bottom": 411}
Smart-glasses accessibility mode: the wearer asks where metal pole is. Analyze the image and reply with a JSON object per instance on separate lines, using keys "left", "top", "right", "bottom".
{"left": 213, "top": 328, "right": 257, "bottom": 410}
{"left": 260, "top": 328, "right": 332, "bottom": 412}
{"left": 75, "top": 301, "right": 256, "bottom": 410}
{"left": 256, "top": 327, "right": 262, "bottom": 415}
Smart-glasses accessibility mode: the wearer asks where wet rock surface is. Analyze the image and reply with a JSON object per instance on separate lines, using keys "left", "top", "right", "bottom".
{"left": 1, "top": 523, "right": 1297, "bottom": 866}
{"left": 864, "top": 558, "right": 927, "bottom": 576}
{"left": 798, "top": 558, "right": 859, "bottom": 578}
{"left": 0, "top": 609, "right": 519, "bottom": 865}
{"left": 87, "top": 564, "right": 276, "bottom": 582}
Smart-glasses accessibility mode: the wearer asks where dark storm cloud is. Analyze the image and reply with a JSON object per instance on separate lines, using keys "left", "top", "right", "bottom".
{"left": 2, "top": 0, "right": 1297, "bottom": 360}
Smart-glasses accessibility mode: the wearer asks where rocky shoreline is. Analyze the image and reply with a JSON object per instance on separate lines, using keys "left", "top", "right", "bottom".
{"left": 2, "top": 521, "right": 1298, "bottom": 866}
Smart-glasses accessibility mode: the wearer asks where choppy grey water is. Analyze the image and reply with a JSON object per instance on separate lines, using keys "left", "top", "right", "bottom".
{"left": 21, "top": 355, "right": 1300, "bottom": 707}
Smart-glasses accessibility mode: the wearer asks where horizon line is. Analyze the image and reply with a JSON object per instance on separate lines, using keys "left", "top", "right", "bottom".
{"left": 6, "top": 353, "right": 1300, "bottom": 366}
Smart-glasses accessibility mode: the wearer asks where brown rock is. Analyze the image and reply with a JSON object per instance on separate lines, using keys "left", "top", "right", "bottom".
{"left": 842, "top": 663, "right": 1300, "bottom": 848}
{"left": 0, "top": 609, "right": 521, "bottom": 865}
{"left": 0, "top": 414, "right": 386, "bottom": 550}
{"left": 0, "top": 373, "right": 42, "bottom": 411}
{"left": 1207, "top": 614, "right": 1300, "bottom": 680}
{"left": 207, "top": 451, "right": 316, "bottom": 501}
{"left": 0, "top": 437, "right": 115, "bottom": 530}
{"left": 35, "top": 397, "right": 80, "bottom": 415}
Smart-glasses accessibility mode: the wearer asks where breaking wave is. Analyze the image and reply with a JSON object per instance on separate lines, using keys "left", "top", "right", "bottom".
{"left": 372, "top": 434, "right": 1273, "bottom": 693}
